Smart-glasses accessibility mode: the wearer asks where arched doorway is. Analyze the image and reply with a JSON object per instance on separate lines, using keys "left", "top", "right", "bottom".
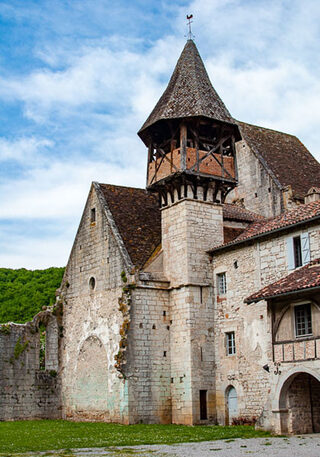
{"left": 279, "top": 372, "right": 320, "bottom": 434}
{"left": 226, "top": 386, "right": 238, "bottom": 425}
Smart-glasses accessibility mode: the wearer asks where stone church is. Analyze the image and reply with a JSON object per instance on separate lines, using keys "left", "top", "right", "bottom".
{"left": 2, "top": 39, "right": 320, "bottom": 435}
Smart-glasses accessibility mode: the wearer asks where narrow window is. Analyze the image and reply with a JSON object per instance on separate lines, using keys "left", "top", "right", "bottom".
{"left": 163, "top": 351, "right": 167, "bottom": 357}
{"left": 89, "top": 277, "right": 96, "bottom": 290}
{"left": 217, "top": 272, "right": 227, "bottom": 295}
{"left": 200, "top": 390, "right": 208, "bottom": 420}
{"left": 293, "top": 236, "right": 302, "bottom": 268}
{"left": 226, "top": 331, "right": 236, "bottom": 355}
{"left": 91, "top": 208, "right": 96, "bottom": 223}
{"left": 295, "top": 304, "right": 312, "bottom": 337}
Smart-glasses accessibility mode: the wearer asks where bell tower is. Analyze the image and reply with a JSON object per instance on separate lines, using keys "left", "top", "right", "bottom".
{"left": 138, "top": 39, "right": 241, "bottom": 207}
{"left": 138, "top": 39, "right": 241, "bottom": 425}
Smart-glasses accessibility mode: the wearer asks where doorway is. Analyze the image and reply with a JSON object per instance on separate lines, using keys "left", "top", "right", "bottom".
{"left": 226, "top": 386, "right": 238, "bottom": 425}
{"left": 279, "top": 372, "right": 320, "bottom": 434}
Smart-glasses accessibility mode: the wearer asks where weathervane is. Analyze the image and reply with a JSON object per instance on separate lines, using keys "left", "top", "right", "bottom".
{"left": 186, "top": 14, "right": 195, "bottom": 40}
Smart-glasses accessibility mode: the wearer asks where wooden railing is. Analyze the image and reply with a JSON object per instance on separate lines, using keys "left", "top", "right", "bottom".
{"left": 273, "top": 336, "right": 320, "bottom": 363}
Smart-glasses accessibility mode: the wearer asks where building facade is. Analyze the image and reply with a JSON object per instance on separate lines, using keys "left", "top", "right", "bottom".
{"left": 2, "top": 39, "right": 320, "bottom": 434}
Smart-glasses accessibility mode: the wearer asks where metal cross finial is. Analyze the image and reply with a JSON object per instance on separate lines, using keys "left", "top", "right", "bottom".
{"left": 186, "top": 14, "right": 194, "bottom": 40}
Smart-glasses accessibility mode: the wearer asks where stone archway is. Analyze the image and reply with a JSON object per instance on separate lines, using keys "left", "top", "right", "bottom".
{"left": 279, "top": 372, "right": 320, "bottom": 434}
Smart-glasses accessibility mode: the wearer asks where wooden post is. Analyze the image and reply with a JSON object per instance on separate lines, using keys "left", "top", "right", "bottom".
{"left": 170, "top": 139, "right": 176, "bottom": 173}
{"left": 180, "top": 123, "right": 187, "bottom": 171}
{"left": 232, "top": 135, "right": 238, "bottom": 181}
{"left": 195, "top": 138, "right": 199, "bottom": 173}
{"left": 220, "top": 142, "right": 224, "bottom": 179}
{"left": 146, "top": 144, "right": 153, "bottom": 187}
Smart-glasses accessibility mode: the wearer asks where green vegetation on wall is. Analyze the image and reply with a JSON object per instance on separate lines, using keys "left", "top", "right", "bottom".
{"left": 0, "top": 267, "right": 65, "bottom": 324}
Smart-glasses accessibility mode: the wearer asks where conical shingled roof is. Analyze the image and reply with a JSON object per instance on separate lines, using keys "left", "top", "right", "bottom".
{"left": 139, "top": 40, "right": 235, "bottom": 138}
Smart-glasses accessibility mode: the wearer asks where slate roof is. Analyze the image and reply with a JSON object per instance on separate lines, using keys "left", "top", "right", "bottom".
{"left": 246, "top": 259, "right": 320, "bottom": 303}
{"left": 98, "top": 184, "right": 161, "bottom": 269}
{"left": 139, "top": 40, "right": 236, "bottom": 142}
{"left": 210, "top": 200, "right": 320, "bottom": 253}
{"left": 238, "top": 122, "right": 320, "bottom": 199}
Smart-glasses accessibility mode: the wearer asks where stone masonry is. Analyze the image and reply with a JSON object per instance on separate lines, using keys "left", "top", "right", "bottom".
{"left": 0, "top": 311, "right": 60, "bottom": 420}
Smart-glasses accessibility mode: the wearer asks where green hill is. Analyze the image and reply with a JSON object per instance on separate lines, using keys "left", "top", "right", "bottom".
{"left": 0, "top": 267, "right": 65, "bottom": 324}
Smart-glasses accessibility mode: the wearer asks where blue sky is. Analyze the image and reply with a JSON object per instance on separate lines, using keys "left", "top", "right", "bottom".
{"left": 0, "top": 0, "right": 320, "bottom": 269}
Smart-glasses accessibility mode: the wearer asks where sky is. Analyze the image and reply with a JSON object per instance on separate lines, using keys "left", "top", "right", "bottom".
{"left": 0, "top": 0, "right": 320, "bottom": 269}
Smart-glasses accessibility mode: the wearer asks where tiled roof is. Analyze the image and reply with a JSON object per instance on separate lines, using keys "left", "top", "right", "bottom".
{"left": 210, "top": 200, "right": 320, "bottom": 253}
{"left": 238, "top": 122, "right": 320, "bottom": 199}
{"left": 98, "top": 184, "right": 161, "bottom": 269}
{"left": 139, "top": 40, "right": 236, "bottom": 143}
{"left": 223, "top": 203, "right": 264, "bottom": 222}
{"left": 246, "top": 259, "right": 320, "bottom": 303}
{"left": 98, "top": 182, "right": 261, "bottom": 266}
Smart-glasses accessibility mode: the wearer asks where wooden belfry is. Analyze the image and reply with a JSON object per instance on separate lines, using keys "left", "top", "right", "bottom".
{"left": 138, "top": 39, "right": 241, "bottom": 206}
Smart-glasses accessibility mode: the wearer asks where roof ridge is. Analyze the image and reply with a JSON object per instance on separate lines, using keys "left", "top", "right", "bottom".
{"left": 98, "top": 182, "right": 145, "bottom": 192}
{"left": 237, "top": 120, "right": 298, "bottom": 139}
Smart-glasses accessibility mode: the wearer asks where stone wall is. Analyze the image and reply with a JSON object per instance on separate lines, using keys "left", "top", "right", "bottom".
{"left": 286, "top": 373, "right": 320, "bottom": 434}
{"left": 212, "top": 220, "right": 320, "bottom": 427}
{"left": 161, "top": 198, "right": 223, "bottom": 286}
{"left": 228, "top": 139, "right": 283, "bottom": 218}
{"left": 161, "top": 197, "right": 223, "bottom": 424}
{"left": 0, "top": 312, "right": 60, "bottom": 421}
{"left": 127, "top": 280, "right": 171, "bottom": 423}
{"left": 60, "top": 185, "right": 129, "bottom": 422}
{"left": 212, "top": 244, "right": 271, "bottom": 423}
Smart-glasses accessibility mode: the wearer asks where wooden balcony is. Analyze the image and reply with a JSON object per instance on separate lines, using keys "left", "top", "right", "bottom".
{"left": 273, "top": 336, "right": 320, "bottom": 363}
{"left": 147, "top": 147, "right": 235, "bottom": 186}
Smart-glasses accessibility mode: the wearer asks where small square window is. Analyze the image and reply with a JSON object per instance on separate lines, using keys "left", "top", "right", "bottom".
{"left": 226, "top": 331, "right": 236, "bottom": 355}
{"left": 217, "top": 272, "right": 227, "bottom": 295}
{"left": 295, "top": 304, "right": 312, "bottom": 337}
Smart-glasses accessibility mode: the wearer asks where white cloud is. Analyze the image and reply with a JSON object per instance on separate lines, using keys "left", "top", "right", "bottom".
{"left": 0, "top": 158, "right": 146, "bottom": 220}
{"left": 1, "top": 0, "right": 320, "bottom": 269}
{"left": 0, "top": 137, "right": 53, "bottom": 163}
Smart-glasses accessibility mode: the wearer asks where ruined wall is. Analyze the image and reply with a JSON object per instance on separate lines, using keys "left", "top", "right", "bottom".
{"left": 0, "top": 314, "right": 60, "bottom": 421}
{"left": 60, "top": 186, "right": 129, "bottom": 422}
{"left": 227, "top": 140, "right": 283, "bottom": 218}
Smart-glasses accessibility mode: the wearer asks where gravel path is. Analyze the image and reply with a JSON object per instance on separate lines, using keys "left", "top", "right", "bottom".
{"left": 13, "top": 435, "right": 320, "bottom": 457}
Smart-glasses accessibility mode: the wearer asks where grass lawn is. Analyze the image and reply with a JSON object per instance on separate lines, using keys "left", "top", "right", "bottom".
{"left": 0, "top": 420, "right": 271, "bottom": 454}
